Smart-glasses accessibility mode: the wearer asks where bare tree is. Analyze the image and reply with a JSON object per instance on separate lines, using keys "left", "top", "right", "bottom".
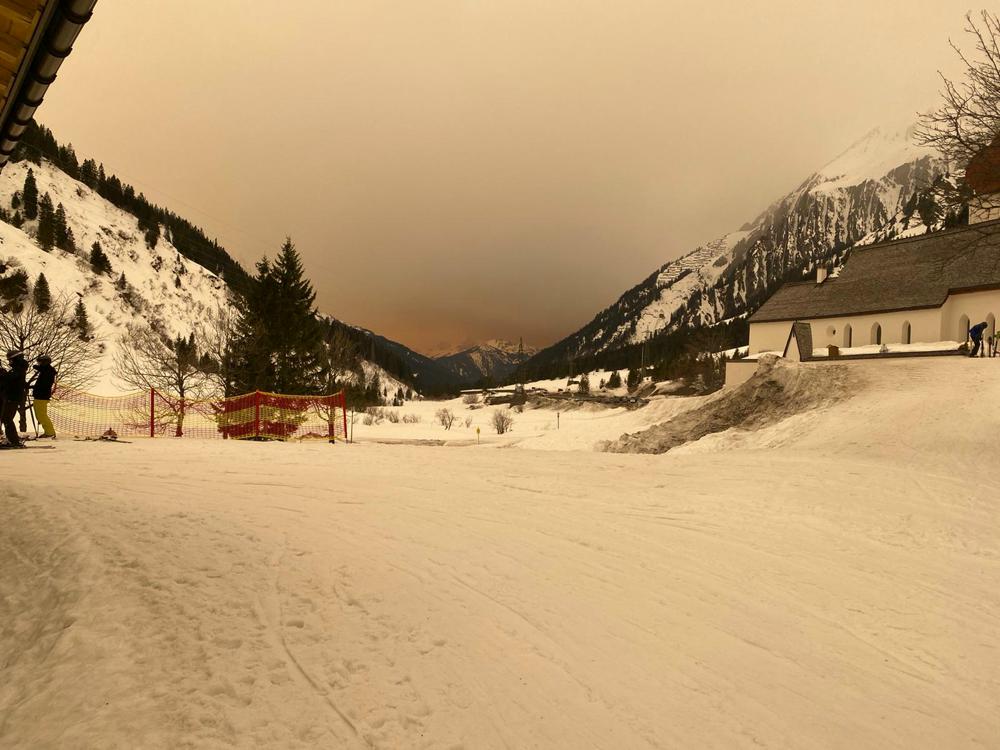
{"left": 917, "top": 11, "right": 1000, "bottom": 204}
{"left": 201, "top": 302, "right": 237, "bottom": 395}
{"left": 436, "top": 407, "right": 456, "bottom": 430}
{"left": 113, "top": 324, "right": 217, "bottom": 436}
{"left": 491, "top": 408, "right": 514, "bottom": 434}
{"left": 917, "top": 12, "right": 1000, "bottom": 162}
{"left": 0, "top": 294, "right": 100, "bottom": 389}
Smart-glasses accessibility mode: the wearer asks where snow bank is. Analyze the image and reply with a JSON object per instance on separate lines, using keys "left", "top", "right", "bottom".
{"left": 604, "top": 355, "right": 855, "bottom": 454}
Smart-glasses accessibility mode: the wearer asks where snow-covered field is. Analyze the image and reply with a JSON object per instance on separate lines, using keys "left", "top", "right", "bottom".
{"left": 347, "top": 384, "right": 697, "bottom": 452}
{"left": 2, "top": 356, "right": 999, "bottom": 748}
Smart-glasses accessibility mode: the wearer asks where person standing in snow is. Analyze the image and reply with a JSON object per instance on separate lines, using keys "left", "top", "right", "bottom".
{"left": 31, "top": 355, "right": 57, "bottom": 438}
{"left": 0, "top": 350, "right": 28, "bottom": 447}
{"left": 969, "top": 321, "right": 989, "bottom": 358}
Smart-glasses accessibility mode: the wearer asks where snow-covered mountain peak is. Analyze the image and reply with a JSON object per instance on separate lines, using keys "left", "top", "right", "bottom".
{"left": 811, "top": 120, "right": 937, "bottom": 193}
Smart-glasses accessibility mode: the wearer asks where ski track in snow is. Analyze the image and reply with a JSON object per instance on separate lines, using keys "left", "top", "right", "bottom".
{"left": 2, "top": 358, "right": 1000, "bottom": 748}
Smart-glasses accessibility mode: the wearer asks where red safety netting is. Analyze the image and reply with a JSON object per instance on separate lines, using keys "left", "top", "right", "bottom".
{"left": 47, "top": 386, "right": 348, "bottom": 441}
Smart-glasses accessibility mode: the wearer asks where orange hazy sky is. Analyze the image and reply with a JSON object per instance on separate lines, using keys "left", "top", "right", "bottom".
{"left": 38, "top": 1, "right": 971, "bottom": 353}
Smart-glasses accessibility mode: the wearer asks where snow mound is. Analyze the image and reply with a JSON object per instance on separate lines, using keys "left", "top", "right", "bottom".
{"left": 602, "top": 355, "right": 855, "bottom": 454}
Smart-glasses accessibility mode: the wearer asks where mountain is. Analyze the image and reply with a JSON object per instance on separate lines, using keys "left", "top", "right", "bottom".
{"left": 523, "top": 121, "right": 950, "bottom": 378}
{"left": 0, "top": 127, "right": 426, "bottom": 398}
{"left": 433, "top": 339, "right": 538, "bottom": 386}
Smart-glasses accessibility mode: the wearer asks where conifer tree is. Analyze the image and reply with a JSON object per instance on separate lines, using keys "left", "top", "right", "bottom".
{"left": 54, "top": 203, "right": 70, "bottom": 250}
{"left": 11, "top": 190, "right": 20, "bottom": 209}
{"left": 626, "top": 367, "right": 641, "bottom": 391}
{"left": 80, "top": 158, "right": 98, "bottom": 188}
{"left": 89, "top": 241, "right": 112, "bottom": 275}
{"left": 228, "top": 238, "right": 327, "bottom": 395}
{"left": 33, "top": 273, "right": 51, "bottom": 312}
{"left": 22, "top": 168, "right": 37, "bottom": 220}
{"left": 73, "top": 299, "right": 91, "bottom": 340}
{"left": 37, "top": 192, "right": 54, "bottom": 250}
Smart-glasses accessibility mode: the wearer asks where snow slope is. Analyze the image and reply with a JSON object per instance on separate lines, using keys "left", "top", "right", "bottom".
{"left": 0, "top": 159, "right": 231, "bottom": 393}
{"left": 2, "top": 355, "right": 999, "bottom": 748}
{"left": 0, "top": 159, "right": 411, "bottom": 397}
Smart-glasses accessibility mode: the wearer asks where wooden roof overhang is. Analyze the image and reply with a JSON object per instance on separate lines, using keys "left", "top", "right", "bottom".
{"left": 0, "top": 0, "right": 96, "bottom": 170}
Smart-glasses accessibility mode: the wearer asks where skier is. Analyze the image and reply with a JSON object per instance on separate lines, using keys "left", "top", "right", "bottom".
{"left": 969, "top": 321, "right": 989, "bottom": 358}
{"left": 31, "top": 354, "right": 57, "bottom": 438}
{"left": 1, "top": 350, "right": 28, "bottom": 447}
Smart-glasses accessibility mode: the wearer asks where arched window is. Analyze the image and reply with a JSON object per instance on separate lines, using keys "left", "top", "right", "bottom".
{"left": 902, "top": 321, "right": 911, "bottom": 345}
{"left": 959, "top": 314, "right": 970, "bottom": 342}
{"left": 843, "top": 324, "right": 852, "bottom": 348}
{"left": 871, "top": 323, "right": 882, "bottom": 345}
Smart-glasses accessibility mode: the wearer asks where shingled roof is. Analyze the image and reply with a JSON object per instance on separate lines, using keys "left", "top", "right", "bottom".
{"left": 749, "top": 218, "right": 1000, "bottom": 323}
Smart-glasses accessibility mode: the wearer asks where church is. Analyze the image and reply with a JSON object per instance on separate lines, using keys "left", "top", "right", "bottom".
{"left": 741, "top": 136, "right": 1000, "bottom": 367}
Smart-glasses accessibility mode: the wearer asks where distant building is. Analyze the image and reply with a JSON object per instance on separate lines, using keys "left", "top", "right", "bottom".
{"left": 745, "top": 136, "right": 1000, "bottom": 358}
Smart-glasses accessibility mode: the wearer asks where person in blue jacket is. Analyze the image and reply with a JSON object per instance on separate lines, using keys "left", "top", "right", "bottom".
{"left": 969, "top": 321, "right": 989, "bottom": 357}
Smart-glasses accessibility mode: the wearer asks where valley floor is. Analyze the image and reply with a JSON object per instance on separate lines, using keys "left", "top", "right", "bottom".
{"left": 1, "top": 357, "right": 999, "bottom": 748}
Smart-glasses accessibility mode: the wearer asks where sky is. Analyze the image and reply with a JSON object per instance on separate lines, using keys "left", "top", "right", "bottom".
{"left": 37, "top": 1, "right": 974, "bottom": 354}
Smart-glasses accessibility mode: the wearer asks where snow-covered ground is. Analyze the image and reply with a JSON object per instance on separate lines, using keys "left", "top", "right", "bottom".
{"left": 346, "top": 381, "right": 692, "bottom": 451}
{"left": 2, "top": 356, "right": 999, "bottom": 748}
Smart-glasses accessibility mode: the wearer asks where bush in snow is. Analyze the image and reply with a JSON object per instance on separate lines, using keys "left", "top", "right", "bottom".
{"left": 362, "top": 407, "right": 386, "bottom": 426}
{"left": 462, "top": 393, "right": 480, "bottom": 405}
{"left": 578, "top": 373, "right": 590, "bottom": 395}
{"left": 436, "top": 408, "right": 456, "bottom": 430}
{"left": 402, "top": 413, "right": 421, "bottom": 424}
{"left": 386, "top": 410, "right": 400, "bottom": 424}
{"left": 491, "top": 408, "right": 514, "bottom": 434}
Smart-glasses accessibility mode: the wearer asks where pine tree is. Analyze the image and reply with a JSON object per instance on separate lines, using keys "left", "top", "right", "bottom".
{"left": 229, "top": 238, "right": 327, "bottom": 395}
{"left": 33, "top": 272, "right": 51, "bottom": 312}
{"left": 89, "top": 241, "right": 112, "bottom": 275}
{"left": 11, "top": 190, "right": 20, "bottom": 209}
{"left": 606, "top": 370, "right": 622, "bottom": 389}
{"left": 626, "top": 367, "right": 641, "bottom": 391}
{"left": 73, "top": 299, "right": 91, "bottom": 340}
{"left": 116, "top": 272, "right": 127, "bottom": 290}
{"left": 37, "top": 192, "right": 54, "bottom": 250}
{"left": 80, "top": 158, "right": 98, "bottom": 188}
{"left": 578, "top": 372, "right": 590, "bottom": 395}
{"left": 54, "top": 203, "right": 70, "bottom": 250}
{"left": 22, "top": 168, "right": 37, "bottom": 220}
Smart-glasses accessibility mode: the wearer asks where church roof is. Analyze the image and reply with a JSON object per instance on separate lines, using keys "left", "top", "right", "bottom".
{"left": 749, "top": 218, "right": 1000, "bottom": 323}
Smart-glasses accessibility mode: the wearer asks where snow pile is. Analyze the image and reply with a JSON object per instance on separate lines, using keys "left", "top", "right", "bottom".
{"left": 603, "top": 355, "right": 855, "bottom": 454}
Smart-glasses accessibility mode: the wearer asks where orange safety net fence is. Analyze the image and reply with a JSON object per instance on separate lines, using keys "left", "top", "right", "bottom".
{"left": 46, "top": 386, "right": 348, "bottom": 441}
